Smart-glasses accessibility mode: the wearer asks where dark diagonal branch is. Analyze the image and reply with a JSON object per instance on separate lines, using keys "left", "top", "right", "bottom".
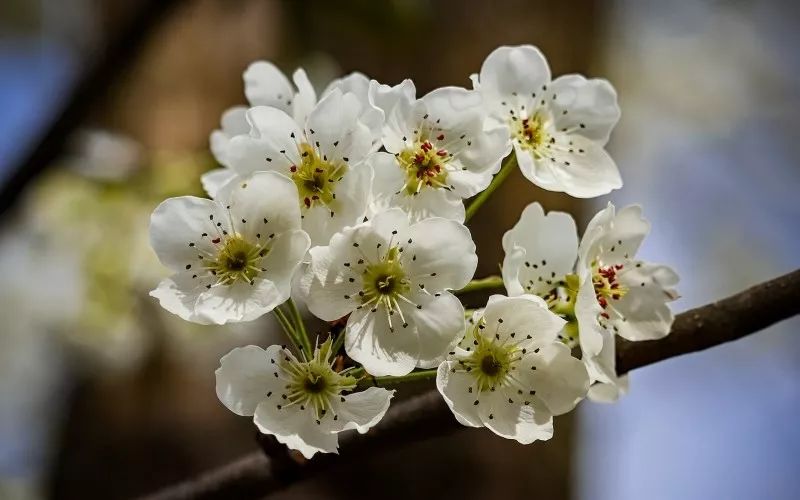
{"left": 141, "top": 268, "right": 800, "bottom": 500}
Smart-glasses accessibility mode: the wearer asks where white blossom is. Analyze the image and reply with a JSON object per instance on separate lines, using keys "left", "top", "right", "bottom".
{"left": 203, "top": 63, "right": 400, "bottom": 197}
{"left": 216, "top": 340, "right": 393, "bottom": 459}
{"left": 368, "top": 87, "right": 509, "bottom": 222}
{"left": 474, "top": 45, "right": 622, "bottom": 198}
{"left": 224, "top": 89, "right": 375, "bottom": 247}
{"left": 150, "top": 171, "right": 310, "bottom": 325}
{"left": 301, "top": 208, "right": 477, "bottom": 376}
{"left": 502, "top": 202, "right": 679, "bottom": 401}
{"left": 437, "top": 295, "right": 589, "bottom": 443}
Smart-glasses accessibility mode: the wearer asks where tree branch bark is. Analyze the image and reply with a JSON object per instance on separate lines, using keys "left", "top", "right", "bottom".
{"left": 141, "top": 268, "right": 800, "bottom": 500}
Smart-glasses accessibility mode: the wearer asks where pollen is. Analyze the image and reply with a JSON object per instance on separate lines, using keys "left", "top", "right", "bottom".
{"left": 458, "top": 320, "right": 520, "bottom": 392}
{"left": 512, "top": 112, "right": 550, "bottom": 156}
{"left": 205, "top": 235, "right": 265, "bottom": 285}
{"left": 291, "top": 143, "right": 347, "bottom": 210}
{"left": 281, "top": 339, "right": 357, "bottom": 419}
{"left": 396, "top": 140, "right": 450, "bottom": 194}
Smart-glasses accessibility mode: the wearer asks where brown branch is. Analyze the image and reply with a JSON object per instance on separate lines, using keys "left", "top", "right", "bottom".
{"left": 141, "top": 269, "right": 800, "bottom": 500}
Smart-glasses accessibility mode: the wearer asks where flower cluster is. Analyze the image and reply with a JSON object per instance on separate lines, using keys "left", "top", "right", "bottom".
{"left": 148, "top": 45, "right": 679, "bottom": 457}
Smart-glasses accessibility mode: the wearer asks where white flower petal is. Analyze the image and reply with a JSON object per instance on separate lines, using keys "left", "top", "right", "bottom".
{"left": 403, "top": 291, "right": 465, "bottom": 368}
{"left": 201, "top": 168, "right": 239, "bottom": 199}
{"left": 575, "top": 274, "right": 605, "bottom": 356}
{"left": 579, "top": 203, "right": 650, "bottom": 268}
{"left": 149, "top": 196, "right": 219, "bottom": 271}
{"left": 215, "top": 345, "right": 282, "bottom": 416}
{"left": 518, "top": 343, "right": 589, "bottom": 415}
{"left": 254, "top": 400, "right": 339, "bottom": 459}
{"left": 323, "top": 72, "right": 384, "bottom": 145}
{"left": 193, "top": 278, "right": 284, "bottom": 325}
{"left": 330, "top": 387, "right": 394, "bottom": 433}
{"left": 306, "top": 89, "right": 372, "bottom": 166}
{"left": 549, "top": 74, "right": 620, "bottom": 145}
{"left": 482, "top": 294, "right": 565, "bottom": 347}
{"left": 210, "top": 106, "right": 249, "bottom": 166}
{"left": 478, "top": 390, "right": 554, "bottom": 444}
{"left": 436, "top": 362, "right": 482, "bottom": 427}
{"left": 501, "top": 202, "right": 578, "bottom": 296}
{"left": 226, "top": 106, "right": 302, "bottom": 177}
{"left": 301, "top": 162, "right": 373, "bottom": 247}
{"left": 404, "top": 217, "right": 477, "bottom": 291}
{"left": 519, "top": 134, "right": 621, "bottom": 198}
{"left": 368, "top": 78, "right": 416, "bottom": 117}
{"left": 344, "top": 305, "right": 419, "bottom": 376}
{"left": 219, "top": 171, "right": 302, "bottom": 238}
{"left": 291, "top": 68, "right": 317, "bottom": 124}
{"left": 302, "top": 244, "right": 362, "bottom": 321}
{"left": 478, "top": 45, "right": 551, "bottom": 113}
{"left": 150, "top": 274, "right": 204, "bottom": 323}
{"left": 612, "top": 262, "right": 679, "bottom": 341}
{"left": 259, "top": 229, "right": 311, "bottom": 298}
{"left": 243, "top": 61, "right": 294, "bottom": 111}
{"left": 587, "top": 375, "right": 629, "bottom": 403}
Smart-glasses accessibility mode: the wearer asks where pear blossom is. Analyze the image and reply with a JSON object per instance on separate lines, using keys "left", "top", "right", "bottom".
{"left": 368, "top": 87, "right": 509, "bottom": 222}
{"left": 150, "top": 171, "right": 310, "bottom": 325}
{"left": 224, "top": 89, "right": 374, "bottom": 247}
{"left": 437, "top": 295, "right": 589, "bottom": 443}
{"left": 216, "top": 340, "right": 393, "bottom": 459}
{"left": 474, "top": 45, "right": 622, "bottom": 198}
{"left": 203, "top": 63, "right": 400, "bottom": 197}
{"left": 502, "top": 202, "right": 679, "bottom": 401}
{"left": 301, "top": 208, "right": 477, "bottom": 376}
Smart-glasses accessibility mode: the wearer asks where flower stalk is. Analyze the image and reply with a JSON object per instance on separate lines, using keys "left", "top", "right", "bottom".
{"left": 454, "top": 275, "right": 505, "bottom": 295}
{"left": 464, "top": 152, "right": 518, "bottom": 222}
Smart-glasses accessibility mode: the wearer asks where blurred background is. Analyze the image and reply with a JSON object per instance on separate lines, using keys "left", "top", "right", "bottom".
{"left": 0, "top": 0, "right": 798, "bottom": 499}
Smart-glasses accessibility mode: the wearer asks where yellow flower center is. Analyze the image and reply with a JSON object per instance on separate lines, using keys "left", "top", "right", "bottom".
{"left": 512, "top": 113, "right": 550, "bottom": 156}
{"left": 396, "top": 140, "right": 450, "bottom": 194}
{"left": 290, "top": 143, "right": 347, "bottom": 211}
{"left": 205, "top": 235, "right": 265, "bottom": 285}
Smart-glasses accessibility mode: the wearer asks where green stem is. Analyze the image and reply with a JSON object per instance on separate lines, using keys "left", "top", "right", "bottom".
{"left": 464, "top": 152, "right": 518, "bottom": 222}
{"left": 454, "top": 275, "right": 505, "bottom": 295}
{"left": 356, "top": 369, "right": 438, "bottom": 389}
{"left": 286, "top": 298, "right": 313, "bottom": 355}
{"left": 272, "top": 307, "right": 303, "bottom": 354}
{"left": 331, "top": 330, "right": 346, "bottom": 355}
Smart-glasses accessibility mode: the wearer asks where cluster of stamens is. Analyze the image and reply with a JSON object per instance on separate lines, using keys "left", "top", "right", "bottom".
{"left": 396, "top": 139, "right": 451, "bottom": 194}
{"left": 288, "top": 142, "right": 347, "bottom": 215}
{"left": 274, "top": 340, "right": 357, "bottom": 421}
{"left": 186, "top": 210, "right": 273, "bottom": 288}
{"left": 592, "top": 263, "right": 628, "bottom": 319}
{"left": 452, "top": 318, "right": 536, "bottom": 399}
{"left": 513, "top": 113, "right": 550, "bottom": 155}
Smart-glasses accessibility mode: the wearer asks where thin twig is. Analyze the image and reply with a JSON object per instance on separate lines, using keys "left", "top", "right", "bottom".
{"left": 140, "top": 268, "right": 800, "bottom": 500}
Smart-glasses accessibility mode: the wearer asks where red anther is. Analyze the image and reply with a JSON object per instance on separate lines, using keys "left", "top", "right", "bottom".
{"left": 601, "top": 312, "right": 610, "bottom": 320}
{"left": 315, "top": 168, "right": 324, "bottom": 173}
{"left": 420, "top": 141, "right": 432, "bottom": 152}
{"left": 436, "top": 149, "right": 447, "bottom": 157}
{"left": 311, "top": 195, "right": 319, "bottom": 200}
{"left": 598, "top": 297, "right": 608, "bottom": 308}
{"left": 211, "top": 237, "right": 221, "bottom": 244}
{"left": 615, "top": 264, "right": 624, "bottom": 270}
{"left": 437, "top": 134, "right": 445, "bottom": 141}
{"left": 304, "top": 197, "right": 311, "bottom": 208}
{"left": 612, "top": 294, "right": 621, "bottom": 300}
{"left": 611, "top": 283, "right": 619, "bottom": 289}
{"left": 415, "top": 154, "right": 425, "bottom": 164}
{"left": 522, "top": 118, "right": 529, "bottom": 124}
{"left": 290, "top": 165, "right": 297, "bottom": 172}
{"left": 434, "top": 165, "right": 441, "bottom": 172}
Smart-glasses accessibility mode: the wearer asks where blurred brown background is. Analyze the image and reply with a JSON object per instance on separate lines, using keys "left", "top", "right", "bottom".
{"left": 1, "top": 1, "right": 798, "bottom": 499}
